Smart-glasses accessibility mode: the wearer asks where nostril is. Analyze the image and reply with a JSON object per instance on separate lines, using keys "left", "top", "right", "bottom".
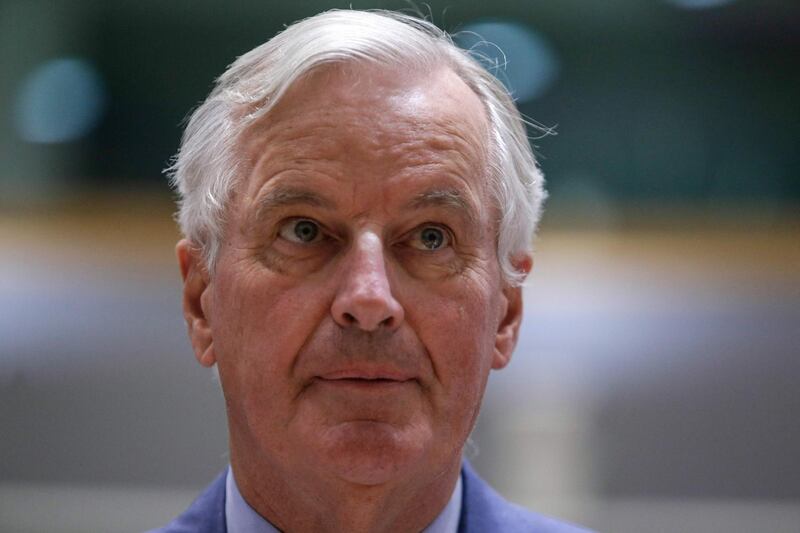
{"left": 343, "top": 312, "right": 357, "bottom": 324}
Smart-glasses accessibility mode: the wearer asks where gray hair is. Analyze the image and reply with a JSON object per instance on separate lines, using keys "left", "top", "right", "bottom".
{"left": 168, "top": 9, "right": 546, "bottom": 286}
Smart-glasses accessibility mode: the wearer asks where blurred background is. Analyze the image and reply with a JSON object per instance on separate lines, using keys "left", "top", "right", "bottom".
{"left": 1, "top": 0, "right": 798, "bottom": 531}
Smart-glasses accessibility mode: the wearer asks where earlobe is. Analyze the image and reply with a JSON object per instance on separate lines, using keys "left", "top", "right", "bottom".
{"left": 177, "top": 239, "right": 216, "bottom": 368}
{"left": 492, "top": 284, "right": 524, "bottom": 370}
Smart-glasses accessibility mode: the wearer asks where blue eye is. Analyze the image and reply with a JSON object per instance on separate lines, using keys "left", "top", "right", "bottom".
{"left": 278, "top": 219, "right": 321, "bottom": 243}
{"left": 411, "top": 225, "right": 450, "bottom": 250}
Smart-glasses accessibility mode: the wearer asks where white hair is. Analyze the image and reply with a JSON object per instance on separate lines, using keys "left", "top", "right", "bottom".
{"left": 168, "top": 9, "right": 546, "bottom": 286}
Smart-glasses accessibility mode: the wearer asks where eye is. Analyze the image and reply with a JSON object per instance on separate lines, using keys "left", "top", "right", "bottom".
{"left": 278, "top": 218, "right": 322, "bottom": 244}
{"left": 409, "top": 225, "right": 451, "bottom": 251}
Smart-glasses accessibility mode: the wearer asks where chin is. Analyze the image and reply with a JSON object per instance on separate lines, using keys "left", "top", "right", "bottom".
{"left": 315, "top": 420, "right": 431, "bottom": 486}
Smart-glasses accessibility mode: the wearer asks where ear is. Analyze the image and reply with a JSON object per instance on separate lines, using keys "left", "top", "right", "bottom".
{"left": 492, "top": 285, "right": 523, "bottom": 370}
{"left": 491, "top": 255, "right": 531, "bottom": 370}
{"left": 177, "top": 239, "right": 216, "bottom": 367}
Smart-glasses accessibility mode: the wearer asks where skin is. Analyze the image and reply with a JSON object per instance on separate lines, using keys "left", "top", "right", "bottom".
{"left": 177, "top": 62, "right": 530, "bottom": 532}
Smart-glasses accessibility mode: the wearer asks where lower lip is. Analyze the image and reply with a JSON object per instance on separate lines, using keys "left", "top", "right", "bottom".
{"left": 315, "top": 378, "right": 414, "bottom": 391}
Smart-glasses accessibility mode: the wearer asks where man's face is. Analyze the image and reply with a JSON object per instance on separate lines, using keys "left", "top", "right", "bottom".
{"left": 179, "top": 63, "right": 525, "bottom": 488}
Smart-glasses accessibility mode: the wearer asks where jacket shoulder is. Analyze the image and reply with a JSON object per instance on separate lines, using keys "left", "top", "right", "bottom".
{"left": 459, "top": 461, "right": 594, "bottom": 533}
{"left": 145, "top": 470, "right": 227, "bottom": 533}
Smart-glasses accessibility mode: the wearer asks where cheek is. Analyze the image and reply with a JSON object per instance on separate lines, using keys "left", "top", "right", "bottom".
{"left": 413, "top": 280, "right": 501, "bottom": 395}
{"left": 210, "top": 262, "right": 332, "bottom": 403}
{"left": 409, "top": 286, "right": 499, "bottom": 447}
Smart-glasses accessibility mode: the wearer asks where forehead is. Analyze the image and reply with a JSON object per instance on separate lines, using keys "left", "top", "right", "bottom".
{"left": 236, "top": 62, "right": 492, "bottom": 215}
{"left": 257, "top": 61, "right": 487, "bottom": 135}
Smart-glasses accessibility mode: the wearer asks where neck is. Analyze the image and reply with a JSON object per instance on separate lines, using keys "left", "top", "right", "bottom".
{"left": 230, "top": 444, "right": 462, "bottom": 533}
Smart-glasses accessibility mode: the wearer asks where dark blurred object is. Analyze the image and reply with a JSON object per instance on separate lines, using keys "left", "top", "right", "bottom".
{"left": 1, "top": 0, "right": 798, "bottom": 208}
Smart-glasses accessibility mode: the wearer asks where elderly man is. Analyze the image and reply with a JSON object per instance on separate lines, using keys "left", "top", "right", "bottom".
{"left": 155, "top": 9, "right": 591, "bottom": 533}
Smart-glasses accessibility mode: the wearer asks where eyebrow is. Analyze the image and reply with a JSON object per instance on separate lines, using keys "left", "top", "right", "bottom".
{"left": 251, "top": 183, "right": 480, "bottom": 226}
{"left": 252, "top": 184, "right": 336, "bottom": 223}
{"left": 406, "top": 188, "right": 480, "bottom": 225}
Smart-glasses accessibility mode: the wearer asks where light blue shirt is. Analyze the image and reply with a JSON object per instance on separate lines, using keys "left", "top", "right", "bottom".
{"left": 225, "top": 466, "right": 463, "bottom": 533}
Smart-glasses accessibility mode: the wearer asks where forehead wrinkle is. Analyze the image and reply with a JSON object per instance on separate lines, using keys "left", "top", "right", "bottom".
{"left": 245, "top": 126, "right": 343, "bottom": 170}
{"left": 238, "top": 120, "right": 346, "bottom": 213}
{"left": 379, "top": 117, "right": 488, "bottom": 174}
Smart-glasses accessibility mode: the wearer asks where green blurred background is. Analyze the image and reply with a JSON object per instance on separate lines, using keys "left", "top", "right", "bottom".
{"left": 1, "top": 1, "right": 798, "bottom": 531}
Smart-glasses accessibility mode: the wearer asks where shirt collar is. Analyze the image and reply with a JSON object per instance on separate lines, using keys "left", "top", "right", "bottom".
{"left": 225, "top": 466, "right": 463, "bottom": 533}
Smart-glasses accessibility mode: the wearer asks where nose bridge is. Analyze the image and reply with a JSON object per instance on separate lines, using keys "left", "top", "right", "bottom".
{"left": 331, "top": 229, "right": 404, "bottom": 331}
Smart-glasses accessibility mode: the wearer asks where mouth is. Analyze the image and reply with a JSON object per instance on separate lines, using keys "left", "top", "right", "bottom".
{"left": 314, "top": 377, "right": 415, "bottom": 393}
{"left": 318, "top": 368, "right": 415, "bottom": 381}
{"left": 314, "top": 369, "right": 417, "bottom": 390}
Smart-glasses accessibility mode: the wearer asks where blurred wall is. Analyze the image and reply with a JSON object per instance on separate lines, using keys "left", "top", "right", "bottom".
{"left": 2, "top": 1, "right": 799, "bottom": 532}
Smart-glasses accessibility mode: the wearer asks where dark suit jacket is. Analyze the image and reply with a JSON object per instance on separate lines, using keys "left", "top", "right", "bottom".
{"left": 149, "top": 461, "right": 593, "bottom": 532}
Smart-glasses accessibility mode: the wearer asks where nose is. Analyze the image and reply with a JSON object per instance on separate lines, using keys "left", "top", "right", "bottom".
{"left": 331, "top": 231, "right": 404, "bottom": 331}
